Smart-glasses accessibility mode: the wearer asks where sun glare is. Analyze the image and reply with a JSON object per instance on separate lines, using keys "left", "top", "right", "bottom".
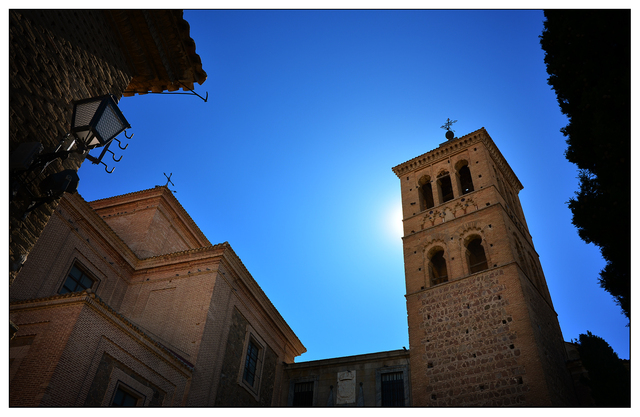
{"left": 386, "top": 203, "right": 404, "bottom": 240}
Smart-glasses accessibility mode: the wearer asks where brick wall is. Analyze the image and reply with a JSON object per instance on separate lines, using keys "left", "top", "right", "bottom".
{"left": 9, "top": 294, "right": 192, "bottom": 406}
{"left": 9, "top": 302, "right": 84, "bottom": 406}
{"left": 9, "top": 190, "right": 305, "bottom": 407}
{"left": 92, "top": 189, "right": 208, "bottom": 258}
{"left": 119, "top": 263, "right": 219, "bottom": 361}
{"left": 83, "top": 353, "right": 166, "bottom": 406}
{"left": 9, "top": 197, "right": 132, "bottom": 310}
{"left": 9, "top": 10, "right": 133, "bottom": 283}
{"left": 214, "top": 307, "right": 279, "bottom": 406}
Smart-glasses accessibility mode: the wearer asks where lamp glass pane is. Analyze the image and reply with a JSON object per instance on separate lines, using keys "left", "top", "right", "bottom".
{"left": 95, "top": 103, "right": 127, "bottom": 144}
{"left": 72, "top": 100, "right": 101, "bottom": 129}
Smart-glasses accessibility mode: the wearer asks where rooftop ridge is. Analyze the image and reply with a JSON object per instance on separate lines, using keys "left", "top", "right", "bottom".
{"left": 89, "top": 185, "right": 211, "bottom": 247}
{"left": 87, "top": 186, "right": 162, "bottom": 204}
{"left": 63, "top": 193, "right": 140, "bottom": 268}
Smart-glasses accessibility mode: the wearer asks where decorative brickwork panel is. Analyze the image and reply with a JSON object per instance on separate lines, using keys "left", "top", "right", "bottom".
{"left": 10, "top": 203, "right": 132, "bottom": 309}
{"left": 260, "top": 343, "right": 278, "bottom": 406}
{"left": 214, "top": 308, "right": 278, "bottom": 406}
{"left": 83, "top": 353, "right": 166, "bottom": 406}
{"left": 9, "top": 304, "right": 84, "bottom": 406}
{"left": 10, "top": 297, "right": 192, "bottom": 406}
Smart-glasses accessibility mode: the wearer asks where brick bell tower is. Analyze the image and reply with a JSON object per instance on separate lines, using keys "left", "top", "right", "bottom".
{"left": 391, "top": 124, "right": 577, "bottom": 406}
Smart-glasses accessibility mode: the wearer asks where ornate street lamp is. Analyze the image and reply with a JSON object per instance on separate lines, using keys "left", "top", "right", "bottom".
{"left": 70, "top": 94, "right": 131, "bottom": 151}
{"left": 10, "top": 94, "right": 132, "bottom": 219}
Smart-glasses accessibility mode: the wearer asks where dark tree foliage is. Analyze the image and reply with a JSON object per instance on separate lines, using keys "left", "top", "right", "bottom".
{"left": 576, "top": 331, "right": 630, "bottom": 407}
{"left": 540, "top": 10, "right": 630, "bottom": 319}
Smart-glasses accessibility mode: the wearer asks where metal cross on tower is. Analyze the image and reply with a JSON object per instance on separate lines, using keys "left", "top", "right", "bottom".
{"left": 441, "top": 118, "right": 458, "bottom": 140}
{"left": 440, "top": 118, "right": 458, "bottom": 132}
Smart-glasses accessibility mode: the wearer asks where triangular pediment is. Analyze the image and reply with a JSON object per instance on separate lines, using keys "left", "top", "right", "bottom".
{"left": 89, "top": 186, "right": 210, "bottom": 258}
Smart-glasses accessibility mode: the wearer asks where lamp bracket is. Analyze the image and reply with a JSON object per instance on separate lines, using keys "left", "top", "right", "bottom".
{"left": 127, "top": 82, "right": 208, "bottom": 102}
{"left": 114, "top": 138, "right": 129, "bottom": 150}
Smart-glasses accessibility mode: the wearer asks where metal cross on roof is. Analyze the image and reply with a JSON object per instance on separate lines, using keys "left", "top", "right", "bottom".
{"left": 163, "top": 172, "right": 176, "bottom": 192}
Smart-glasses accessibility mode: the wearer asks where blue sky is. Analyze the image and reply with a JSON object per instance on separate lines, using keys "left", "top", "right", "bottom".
{"left": 75, "top": 10, "right": 630, "bottom": 361}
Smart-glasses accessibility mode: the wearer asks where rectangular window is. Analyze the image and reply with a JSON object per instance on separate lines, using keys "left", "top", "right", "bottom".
{"left": 111, "top": 386, "right": 140, "bottom": 406}
{"left": 59, "top": 264, "right": 95, "bottom": 294}
{"left": 292, "top": 381, "right": 314, "bottom": 406}
{"left": 243, "top": 339, "right": 260, "bottom": 387}
{"left": 381, "top": 372, "right": 405, "bottom": 406}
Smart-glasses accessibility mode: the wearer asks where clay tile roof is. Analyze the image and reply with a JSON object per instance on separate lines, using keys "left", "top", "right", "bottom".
{"left": 104, "top": 10, "right": 207, "bottom": 97}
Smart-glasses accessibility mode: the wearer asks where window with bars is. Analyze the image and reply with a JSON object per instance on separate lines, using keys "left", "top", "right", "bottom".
{"left": 243, "top": 339, "right": 260, "bottom": 387}
{"left": 381, "top": 372, "right": 405, "bottom": 406}
{"left": 59, "top": 264, "right": 95, "bottom": 294}
{"left": 292, "top": 381, "right": 314, "bottom": 406}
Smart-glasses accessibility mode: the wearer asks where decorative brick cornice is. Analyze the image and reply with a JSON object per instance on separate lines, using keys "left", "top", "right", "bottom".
{"left": 392, "top": 128, "right": 487, "bottom": 176}
{"left": 391, "top": 128, "right": 523, "bottom": 192}
{"left": 285, "top": 349, "right": 409, "bottom": 369}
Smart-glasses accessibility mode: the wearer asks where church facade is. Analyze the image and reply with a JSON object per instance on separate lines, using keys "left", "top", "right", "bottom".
{"left": 9, "top": 129, "right": 581, "bottom": 406}
{"left": 9, "top": 187, "right": 305, "bottom": 406}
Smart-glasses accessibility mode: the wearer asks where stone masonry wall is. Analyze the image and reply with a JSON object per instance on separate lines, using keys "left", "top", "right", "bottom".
{"left": 407, "top": 266, "right": 531, "bottom": 406}
{"left": 9, "top": 9, "right": 133, "bottom": 283}
{"left": 519, "top": 269, "right": 577, "bottom": 405}
{"left": 280, "top": 350, "right": 411, "bottom": 406}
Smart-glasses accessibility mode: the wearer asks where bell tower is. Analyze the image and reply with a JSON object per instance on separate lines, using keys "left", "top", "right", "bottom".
{"left": 392, "top": 126, "right": 577, "bottom": 406}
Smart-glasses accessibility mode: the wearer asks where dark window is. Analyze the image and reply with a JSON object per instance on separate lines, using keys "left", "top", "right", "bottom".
{"left": 438, "top": 175, "right": 454, "bottom": 203}
{"left": 111, "top": 386, "right": 139, "bottom": 406}
{"left": 458, "top": 165, "right": 474, "bottom": 194}
{"left": 420, "top": 182, "right": 435, "bottom": 210}
{"left": 292, "top": 381, "right": 314, "bottom": 406}
{"left": 59, "top": 264, "right": 94, "bottom": 294}
{"left": 243, "top": 339, "right": 260, "bottom": 387}
{"left": 429, "top": 250, "right": 448, "bottom": 286}
{"left": 381, "top": 372, "right": 405, "bottom": 406}
{"left": 467, "top": 238, "right": 488, "bottom": 273}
